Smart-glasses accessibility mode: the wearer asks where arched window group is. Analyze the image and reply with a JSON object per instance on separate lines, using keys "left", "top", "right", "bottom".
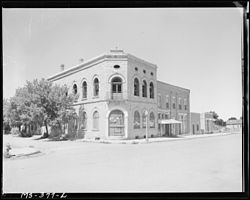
{"left": 134, "top": 78, "right": 154, "bottom": 99}
{"left": 133, "top": 111, "right": 155, "bottom": 129}
{"left": 72, "top": 77, "right": 99, "bottom": 99}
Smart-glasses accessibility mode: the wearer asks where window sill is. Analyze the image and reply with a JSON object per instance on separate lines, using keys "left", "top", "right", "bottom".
{"left": 93, "top": 96, "right": 99, "bottom": 99}
{"left": 92, "top": 129, "right": 99, "bottom": 131}
{"left": 81, "top": 98, "right": 87, "bottom": 101}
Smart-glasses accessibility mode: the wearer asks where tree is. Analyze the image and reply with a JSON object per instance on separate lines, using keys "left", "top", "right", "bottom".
{"left": 228, "top": 117, "right": 237, "bottom": 121}
{"left": 7, "top": 78, "right": 78, "bottom": 138}
{"left": 209, "top": 111, "right": 219, "bottom": 120}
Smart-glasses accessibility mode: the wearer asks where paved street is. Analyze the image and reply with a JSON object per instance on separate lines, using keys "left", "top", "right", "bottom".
{"left": 3, "top": 133, "right": 242, "bottom": 192}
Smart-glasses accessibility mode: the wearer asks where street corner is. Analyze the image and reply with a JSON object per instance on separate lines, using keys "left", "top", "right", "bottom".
{"left": 4, "top": 145, "right": 42, "bottom": 159}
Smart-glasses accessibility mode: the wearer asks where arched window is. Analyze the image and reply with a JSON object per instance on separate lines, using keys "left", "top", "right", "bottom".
{"left": 82, "top": 81, "right": 87, "bottom": 99}
{"left": 149, "top": 112, "right": 155, "bottom": 128}
{"left": 73, "top": 84, "right": 77, "bottom": 95}
{"left": 93, "top": 111, "right": 99, "bottom": 130}
{"left": 79, "top": 111, "right": 87, "bottom": 130}
{"left": 93, "top": 78, "right": 99, "bottom": 97}
{"left": 111, "top": 77, "right": 122, "bottom": 93}
{"left": 142, "top": 80, "right": 147, "bottom": 97}
{"left": 149, "top": 82, "right": 154, "bottom": 99}
{"left": 134, "top": 78, "right": 140, "bottom": 96}
{"left": 134, "top": 111, "right": 140, "bottom": 129}
{"left": 142, "top": 111, "right": 147, "bottom": 128}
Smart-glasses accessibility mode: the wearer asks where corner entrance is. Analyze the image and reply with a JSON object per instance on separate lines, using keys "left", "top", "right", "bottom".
{"left": 109, "top": 110, "right": 125, "bottom": 136}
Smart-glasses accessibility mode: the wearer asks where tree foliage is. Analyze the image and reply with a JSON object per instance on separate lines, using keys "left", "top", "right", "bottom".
{"left": 209, "top": 111, "right": 226, "bottom": 126}
{"left": 6, "top": 78, "right": 78, "bottom": 137}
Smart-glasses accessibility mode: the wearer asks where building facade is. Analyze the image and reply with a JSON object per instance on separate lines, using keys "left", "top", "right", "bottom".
{"left": 48, "top": 49, "right": 190, "bottom": 139}
{"left": 226, "top": 119, "right": 242, "bottom": 132}
{"left": 200, "top": 112, "right": 215, "bottom": 134}
{"left": 191, "top": 112, "right": 201, "bottom": 134}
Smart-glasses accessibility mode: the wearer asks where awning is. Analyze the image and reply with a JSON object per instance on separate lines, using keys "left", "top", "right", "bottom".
{"left": 158, "top": 119, "right": 182, "bottom": 124}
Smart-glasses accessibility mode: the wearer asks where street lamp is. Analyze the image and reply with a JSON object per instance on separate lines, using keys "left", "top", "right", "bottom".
{"left": 145, "top": 110, "right": 149, "bottom": 142}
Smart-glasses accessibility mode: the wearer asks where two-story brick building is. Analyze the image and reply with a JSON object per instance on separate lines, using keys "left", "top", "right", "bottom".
{"left": 48, "top": 49, "right": 190, "bottom": 139}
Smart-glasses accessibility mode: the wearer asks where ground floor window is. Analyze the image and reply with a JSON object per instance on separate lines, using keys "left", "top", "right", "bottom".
{"left": 149, "top": 112, "right": 155, "bottom": 128}
{"left": 109, "top": 110, "right": 125, "bottom": 136}
{"left": 134, "top": 111, "right": 140, "bottom": 129}
{"left": 93, "top": 111, "right": 99, "bottom": 130}
{"left": 79, "top": 110, "right": 87, "bottom": 130}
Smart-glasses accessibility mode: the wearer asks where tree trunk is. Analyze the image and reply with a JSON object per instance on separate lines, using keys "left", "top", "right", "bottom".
{"left": 44, "top": 120, "right": 49, "bottom": 138}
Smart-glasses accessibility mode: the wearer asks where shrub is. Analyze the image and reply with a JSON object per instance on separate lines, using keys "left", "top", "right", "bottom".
{"left": 151, "top": 134, "right": 154, "bottom": 138}
{"left": 143, "top": 135, "right": 146, "bottom": 138}
{"left": 135, "top": 136, "right": 139, "bottom": 139}
{"left": 10, "top": 127, "right": 20, "bottom": 135}
{"left": 4, "top": 144, "right": 12, "bottom": 158}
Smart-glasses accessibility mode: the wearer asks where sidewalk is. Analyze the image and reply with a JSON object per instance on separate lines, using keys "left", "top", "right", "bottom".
{"left": 79, "top": 131, "right": 238, "bottom": 144}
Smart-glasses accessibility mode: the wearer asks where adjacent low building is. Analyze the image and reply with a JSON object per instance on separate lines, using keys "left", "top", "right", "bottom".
{"left": 47, "top": 49, "right": 191, "bottom": 139}
{"left": 191, "top": 112, "right": 201, "bottom": 134}
{"left": 226, "top": 119, "right": 242, "bottom": 132}
{"left": 191, "top": 112, "right": 215, "bottom": 134}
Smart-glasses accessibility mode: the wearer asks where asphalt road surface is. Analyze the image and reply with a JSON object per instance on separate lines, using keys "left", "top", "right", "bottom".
{"left": 3, "top": 133, "right": 242, "bottom": 192}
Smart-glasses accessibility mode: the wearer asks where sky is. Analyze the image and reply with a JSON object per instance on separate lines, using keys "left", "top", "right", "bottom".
{"left": 2, "top": 8, "right": 243, "bottom": 121}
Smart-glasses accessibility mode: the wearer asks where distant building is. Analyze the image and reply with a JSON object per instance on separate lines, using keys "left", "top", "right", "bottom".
{"left": 191, "top": 112, "right": 201, "bottom": 134}
{"left": 47, "top": 49, "right": 190, "bottom": 139}
{"left": 190, "top": 112, "right": 216, "bottom": 134}
{"left": 226, "top": 119, "right": 242, "bottom": 132}
{"left": 200, "top": 112, "right": 215, "bottom": 134}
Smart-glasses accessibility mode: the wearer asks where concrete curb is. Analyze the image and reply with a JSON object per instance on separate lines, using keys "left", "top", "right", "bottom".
{"left": 79, "top": 132, "right": 238, "bottom": 145}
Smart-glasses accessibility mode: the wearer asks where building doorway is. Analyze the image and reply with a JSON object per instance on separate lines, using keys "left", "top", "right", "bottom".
{"left": 109, "top": 110, "right": 125, "bottom": 136}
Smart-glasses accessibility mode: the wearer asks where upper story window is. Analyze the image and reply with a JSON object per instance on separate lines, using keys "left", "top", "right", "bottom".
{"left": 93, "top": 78, "right": 99, "bottom": 97}
{"left": 158, "top": 94, "right": 162, "bottom": 108}
{"left": 179, "top": 98, "right": 182, "bottom": 110}
{"left": 73, "top": 84, "right": 78, "bottom": 95}
{"left": 114, "top": 65, "right": 120, "bottom": 69}
{"left": 184, "top": 99, "right": 187, "bottom": 110}
{"left": 150, "top": 72, "right": 154, "bottom": 76}
{"left": 82, "top": 81, "right": 87, "bottom": 99}
{"left": 134, "top": 78, "right": 140, "bottom": 96}
{"left": 111, "top": 77, "right": 122, "bottom": 93}
{"left": 143, "top": 70, "right": 146, "bottom": 74}
{"left": 172, "top": 96, "right": 176, "bottom": 109}
{"left": 134, "top": 111, "right": 140, "bottom": 129}
{"left": 158, "top": 113, "right": 161, "bottom": 120}
{"left": 149, "top": 82, "right": 154, "bottom": 99}
{"left": 166, "top": 95, "right": 169, "bottom": 109}
{"left": 135, "top": 67, "right": 138, "bottom": 71}
{"left": 142, "top": 80, "right": 147, "bottom": 97}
